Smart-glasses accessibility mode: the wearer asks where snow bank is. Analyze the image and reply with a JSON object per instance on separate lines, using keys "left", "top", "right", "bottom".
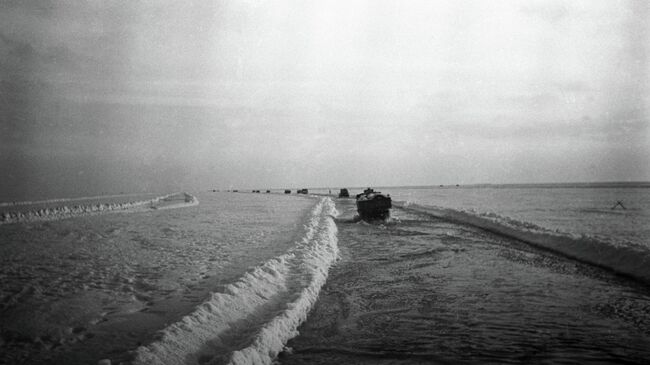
{"left": 397, "top": 201, "right": 650, "bottom": 285}
{"left": 0, "top": 192, "right": 157, "bottom": 208}
{"left": 0, "top": 192, "right": 198, "bottom": 225}
{"left": 132, "top": 198, "right": 339, "bottom": 365}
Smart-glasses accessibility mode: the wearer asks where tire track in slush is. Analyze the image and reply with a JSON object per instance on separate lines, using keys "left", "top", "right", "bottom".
{"left": 281, "top": 200, "right": 650, "bottom": 364}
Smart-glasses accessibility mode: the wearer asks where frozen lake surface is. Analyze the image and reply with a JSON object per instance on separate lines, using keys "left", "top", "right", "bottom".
{"left": 1, "top": 192, "right": 320, "bottom": 364}
{"left": 1, "top": 186, "right": 650, "bottom": 364}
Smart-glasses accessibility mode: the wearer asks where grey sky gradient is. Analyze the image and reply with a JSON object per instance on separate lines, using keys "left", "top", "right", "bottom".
{"left": 1, "top": 0, "right": 648, "bottom": 200}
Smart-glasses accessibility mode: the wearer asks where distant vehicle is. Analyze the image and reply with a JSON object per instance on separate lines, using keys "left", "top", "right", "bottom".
{"left": 356, "top": 188, "right": 391, "bottom": 220}
{"left": 338, "top": 188, "right": 349, "bottom": 198}
{"left": 233, "top": 190, "right": 238, "bottom": 192}
{"left": 266, "top": 190, "right": 271, "bottom": 193}
{"left": 284, "top": 189, "right": 291, "bottom": 194}
{"left": 297, "top": 189, "right": 308, "bottom": 194}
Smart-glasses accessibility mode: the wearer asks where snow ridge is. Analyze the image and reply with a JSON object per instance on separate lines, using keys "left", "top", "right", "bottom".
{"left": 0, "top": 192, "right": 198, "bottom": 225}
{"left": 133, "top": 197, "right": 339, "bottom": 365}
{"left": 398, "top": 202, "right": 650, "bottom": 285}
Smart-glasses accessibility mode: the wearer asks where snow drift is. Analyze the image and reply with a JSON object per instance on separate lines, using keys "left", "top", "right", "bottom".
{"left": 0, "top": 192, "right": 198, "bottom": 225}
{"left": 397, "top": 201, "right": 650, "bottom": 285}
{"left": 133, "top": 197, "right": 339, "bottom": 365}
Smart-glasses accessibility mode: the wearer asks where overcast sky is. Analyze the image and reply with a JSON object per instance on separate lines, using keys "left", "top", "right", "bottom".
{"left": 1, "top": 0, "right": 648, "bottom": 199}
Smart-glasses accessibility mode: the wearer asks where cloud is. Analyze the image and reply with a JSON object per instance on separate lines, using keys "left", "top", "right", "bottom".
{"left": 1, "top": 0, "right": 649, "bottom": 199}
{"left": 519, "top": 0, "right": 573, "bottom": 23}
